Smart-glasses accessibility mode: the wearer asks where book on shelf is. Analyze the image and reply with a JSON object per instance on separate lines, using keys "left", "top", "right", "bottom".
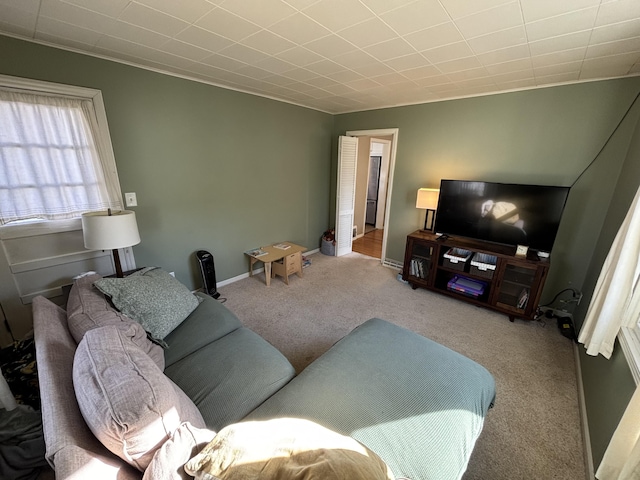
{"left": 273, "top": 243, "right": 291, "bottom": 250}
{"left": 517, "top": 288, "right": 529, "bottom": 309}
{"left": 245, "top": 248, "right": 267, "bottom": 257}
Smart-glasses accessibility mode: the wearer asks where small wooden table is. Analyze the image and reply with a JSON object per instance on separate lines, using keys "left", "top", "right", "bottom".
{"left": 245, "top": 242, "right": 306, "bottom": 286}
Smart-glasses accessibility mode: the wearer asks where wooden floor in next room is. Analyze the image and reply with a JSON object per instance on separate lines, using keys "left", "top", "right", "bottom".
{"left": 352, "top": 228, "right": 383, "bottom": 259}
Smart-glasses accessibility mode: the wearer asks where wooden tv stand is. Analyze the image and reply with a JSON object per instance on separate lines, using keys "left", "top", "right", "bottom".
{"left": 402, "top": 230, "right": 550, "bottom": 321}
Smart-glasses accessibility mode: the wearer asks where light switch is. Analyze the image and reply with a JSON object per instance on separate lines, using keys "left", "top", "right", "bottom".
{"left": 125, "top": 192, "right": 137, "bottom": 207}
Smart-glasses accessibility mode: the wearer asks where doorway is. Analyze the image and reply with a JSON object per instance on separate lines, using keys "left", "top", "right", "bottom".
{"left": 341, "top": 129, "right": 398, "bottom": 263}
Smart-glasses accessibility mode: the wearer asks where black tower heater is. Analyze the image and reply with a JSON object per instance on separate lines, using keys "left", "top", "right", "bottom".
{"left": 195, "top": 250, "right": 220, "bottom": 299}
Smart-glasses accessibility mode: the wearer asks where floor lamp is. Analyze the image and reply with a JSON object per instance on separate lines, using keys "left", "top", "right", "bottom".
{"left": 416, "top": 188, "right": 440, "bottom": 231}
{"left": 82, "top": 209, "right": 141, "bottom": 278}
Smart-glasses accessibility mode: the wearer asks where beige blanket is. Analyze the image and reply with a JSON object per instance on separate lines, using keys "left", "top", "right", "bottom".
{"left": 184, "top": 418, "right": 395, "bottom": 480}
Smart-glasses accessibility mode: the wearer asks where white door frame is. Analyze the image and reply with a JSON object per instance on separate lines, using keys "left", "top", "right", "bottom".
{"left": 345, "top": 128, "right": 399, "bottom": 266}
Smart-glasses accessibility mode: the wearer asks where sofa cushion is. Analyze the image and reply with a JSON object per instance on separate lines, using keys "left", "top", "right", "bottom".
{"left": 164, "top": 327, "right": 295, "bottom": 431}
{"left": 66, "top": 273, "right": 164, "bottom": 370}
{"left": 142, "top": 422, "right": 216, "bottom": 480}
{"left": 94, "top": 267, "right": 200, "bottom": 340}
{"left": 184, "top": 418, "right": 394, "bottom": 480}
{"left": 73, "top": 325, "right": 205, "bottom": 472}
{"left": 163, "top": 293, "right": 243, "bottom": 368}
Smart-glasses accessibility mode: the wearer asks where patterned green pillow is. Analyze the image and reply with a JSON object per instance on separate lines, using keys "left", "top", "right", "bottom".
{"left": 94, "top": 267, "right": 200, "bottom": 340}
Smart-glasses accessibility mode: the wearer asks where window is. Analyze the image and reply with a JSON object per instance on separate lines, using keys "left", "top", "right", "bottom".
{"left": 0, "top": 74, "right": 123, "bottom": 226}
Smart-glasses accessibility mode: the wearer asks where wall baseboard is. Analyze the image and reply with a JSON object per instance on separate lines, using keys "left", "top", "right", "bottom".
{"left": 574, "top": 343, "right": 596, "bottom": 479}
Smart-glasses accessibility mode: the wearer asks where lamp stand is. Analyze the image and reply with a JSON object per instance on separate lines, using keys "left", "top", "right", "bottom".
{"left": 112, "top": 248, "right": 124, "bottom": 278}
{"left": 423, "top": 209, "right": 436, "bottom": 231}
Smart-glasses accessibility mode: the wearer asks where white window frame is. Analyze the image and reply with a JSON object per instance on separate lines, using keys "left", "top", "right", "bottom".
{"left": 619, "top": 328, "right": 640, "bottom": 385}
{"left": 0, "top": 73, "right": 122, "bottom": 234}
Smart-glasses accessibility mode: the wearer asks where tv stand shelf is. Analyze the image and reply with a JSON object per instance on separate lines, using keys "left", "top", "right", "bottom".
{"left": 402, "top": 230, "right": 549, "bottom": 321}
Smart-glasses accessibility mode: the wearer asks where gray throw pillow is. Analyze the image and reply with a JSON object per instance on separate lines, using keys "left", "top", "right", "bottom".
{"left": 67, "top": 272, "right": 165, "bottom": 369}
{"left": 94, "top": 267, "right": 200, "bottom": 340}
{"left": 73, "top": 325, "right": 206, "bottom": 472}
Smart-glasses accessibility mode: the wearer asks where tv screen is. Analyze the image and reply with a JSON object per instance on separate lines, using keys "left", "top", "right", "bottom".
{"left": 434, "top": 180, "right": 570, "bottom": 252}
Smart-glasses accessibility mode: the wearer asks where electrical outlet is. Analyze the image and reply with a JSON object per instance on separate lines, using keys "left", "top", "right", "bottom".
{"left": 125, "top": 192, "right": 137, "bottom": 207}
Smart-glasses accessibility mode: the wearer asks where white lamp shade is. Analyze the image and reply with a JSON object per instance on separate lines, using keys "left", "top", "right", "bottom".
{"left": 82, "top": 210, "right": 141, "bottom": 250}
{"left": 416, "top": 188, "right": 440, "bottom": 210}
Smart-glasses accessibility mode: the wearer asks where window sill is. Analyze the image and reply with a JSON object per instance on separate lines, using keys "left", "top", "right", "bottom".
{"left": 619, "top": 327, "right": 640, "bottom": 385}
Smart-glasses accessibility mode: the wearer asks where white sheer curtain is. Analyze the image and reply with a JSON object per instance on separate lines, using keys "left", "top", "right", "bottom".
{"left": 578, "top": 184, "right": 640, "bottom": 359}
{"left": 0, "top": 89, "right": 123, "bottom": 225}
{"left": 578, "top": 184, "right": 640, "bottom": 479}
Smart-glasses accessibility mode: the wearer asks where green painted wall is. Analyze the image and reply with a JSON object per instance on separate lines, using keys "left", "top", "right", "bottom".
{"left": 572, "top": 96, "right": 640, "bottom": 467}
{"left": 334, "top": 78, "right": 640, "bottom": 302}
{"left": 0, "top": 35, "right": 333, "bottom": 288}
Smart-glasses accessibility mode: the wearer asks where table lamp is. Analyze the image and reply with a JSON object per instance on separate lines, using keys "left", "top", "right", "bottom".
{"left": 82, "top": 209, "right": 141, "bottom": 277}
{"left": 416, "top": 188, "right": 440, "bottom": 231}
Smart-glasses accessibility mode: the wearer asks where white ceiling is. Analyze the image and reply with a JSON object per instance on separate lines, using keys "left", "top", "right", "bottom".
{"left": 1, "top": 0, "right": 640, "bottom": 114}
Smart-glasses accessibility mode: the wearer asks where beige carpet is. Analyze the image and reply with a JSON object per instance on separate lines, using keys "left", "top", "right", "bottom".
{"left": 220, "top": 251, "right": 587, "bottom": 480}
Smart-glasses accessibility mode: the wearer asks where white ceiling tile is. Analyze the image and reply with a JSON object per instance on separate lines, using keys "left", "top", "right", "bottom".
{"left": 586, "top": 37, "right": 640, "bottom": 59}
{"left": 101, "top": 19, "right": 170, "bottom": 48}
{"left": 234, "top": 64, "right": 274, "bottom": 79}
{"left": 261, "top": 74, "right": 297, "bottom": 86}
{"left": 596, "top": 0, "right": 640, "bottom": 27}
{"left": 413, "top": 74, "right": 452, "bottom": 87}
{"left": 590, "top": 19, "right": 640, "bottom": 45}
{"left": 536, "top": 71, "right": 581, "bottom": 85}
{"left": 119, "top": 3, "right": 189, "bottom": 37}
{"left": 520, "top": 0, "right": 600, "bottom": 23}
{"left": 200, "top": 53, "right": 247, "bottom": 71}
{"left": 326, "top": 69, "right": 364, "bottom": 83}
{"left": 304, "top": 34, "right": 357, "bottom": 57}
{"left": 0, "top": 20, "right": 35, "bottom": 37}
{"left": 253, "top": 56, "right": 297, "bottom": 74}
{"left": 160, "top": 39, "right": 213, "bottom": 61}
{"left": 196, "top": 8, "right": 261, "bottom": 42}
{"left": 435, "top": 56, "right": 483, "bottom": 73}
{"left": 220, "top": 0, "right": 296, "bottom": 28}
{"left": 276, "top": 46, "right": 324, "bottom": 66}
{"left": 365, "top": 37, "right": 415, "bottom": 61}
{"left": 0, "top": 0, "right": 42, "bottom": 35}
{"left": 358, "top": 0, "right": 416, "bottom": 16}
{"left": 60, "top": 0, "right": 129, "bottom": 18}
{"left": 281, "top": 67, "right": 317, "bottom": 81}
{"left": 531, "top": 47, "right": 587, "bottom": 68}
{"left": 525, "top": 8, "right": 599, "bottom": 42}
{"left": 282, "top": 0, "right": 322, "bottom": 10}
{"left": 36, "top": 16, "right": 102, "bottom": 46}
{"left": 322, "top": 83, "right": 356, "bottom": 95}
{"left": 467, "top": 26, "right": 527, "bottom": 55}
{"left": 534, "top": 61, "right": 583, "bottom": 77}
{"left": 439, "top": 0, "right": 514, "bottom": 20}
{"left": 446, "top": 67, "right": 492, "bottom": 82}
{"left": 380, "top": 0, "right": 450, "bottom": 35}
{"left": 344, "top": 77, "right": 381, "bottom": 90}
{"left": 338, "top": 17, "right": 397, "bottom": 48}
{"left": 35, "top": 31, "right": 99, "bottom": 50}
{"left": 630, "top": 61, "right": 640, "bottom": 74}
{"left": 218, "top": 43, "right": 270, "bottom": 64}
{"left": 301, "top": 0, "right": 374, "bottom": 32}
{"left": 484, "top": 58, "right": 533, "bottom": 74}
{"left": 400, "top": 64, "right": 441, "bottom": 79}
{"left": 370, "top": 71, "right": 413, "bottom": 86}
{"left": 240, "top": 30, "right": 296, "bottom": 55}
{"left": 422, "top": 41, "right": 474, "bottom": 64}
{"left": 351, "top": 62, "right": 395, "bottom": 78}
{"left": 475, "top": 44, "right": 530, "bottom": 66}
{"left": 454, "top": 3, "right": 523, "bottom": 39}
{"left": 304, "top": 58, "right": 344, "bottom": 75}
{"left": 385, "top": 53, "right": 429, "bottom": 71}
{"left": 40, "top": 0, "right": 118, "bottom": 33}
{"left": 489, "top": 68, "right": 535, "bottom": 84}
{"left": 175, "top": 26, "right": 234, "bottom": 52}
{"left": 269, "top": 12, "right": 330, "bottom": 44}
{"left": 404, "top": 22, "right": 464, "bottom": 52}
{"left": 95, "top": 34, "right": 162, "bottom": 60}
{"left": 304, "top": 76, "right": 338, "bottom": 88}
{"left": 528, "top": 30, "right": 591, "bottom": 56}
{"left": 332, "top": 49, "right": 378, "bottom": 68}
{"left": 133, "top": 0, "right": 215, "bottom": 23}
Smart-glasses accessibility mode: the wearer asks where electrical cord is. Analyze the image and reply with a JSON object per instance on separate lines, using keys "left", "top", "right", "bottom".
{"left": 539, "top": 287, "right": 580, "bottom": 308}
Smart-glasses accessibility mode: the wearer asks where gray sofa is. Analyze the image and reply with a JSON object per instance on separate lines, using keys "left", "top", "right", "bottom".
{"left": 33, "top": 270, "right": 496, "bottom": 480}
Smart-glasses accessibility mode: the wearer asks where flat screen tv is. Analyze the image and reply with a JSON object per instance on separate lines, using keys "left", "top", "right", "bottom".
{"left": 434, "top": 180, "right": 570, "bottom": 253}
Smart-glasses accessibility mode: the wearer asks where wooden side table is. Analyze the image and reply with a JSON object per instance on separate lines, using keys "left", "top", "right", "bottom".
{"left": 245, "top": 242, "right": 306, "bottom": 286}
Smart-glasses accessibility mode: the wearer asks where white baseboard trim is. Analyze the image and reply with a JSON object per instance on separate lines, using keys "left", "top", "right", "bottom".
{"left": 574, "top": 343, "right": 596, "bottom": 479}
{"left": 216, "top": 249, "right": 320, "bottom": 288}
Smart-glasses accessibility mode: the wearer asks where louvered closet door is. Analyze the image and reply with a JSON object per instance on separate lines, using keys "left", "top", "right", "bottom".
{"left": 335, "top": 136, "right": 358, "bottom": 257}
